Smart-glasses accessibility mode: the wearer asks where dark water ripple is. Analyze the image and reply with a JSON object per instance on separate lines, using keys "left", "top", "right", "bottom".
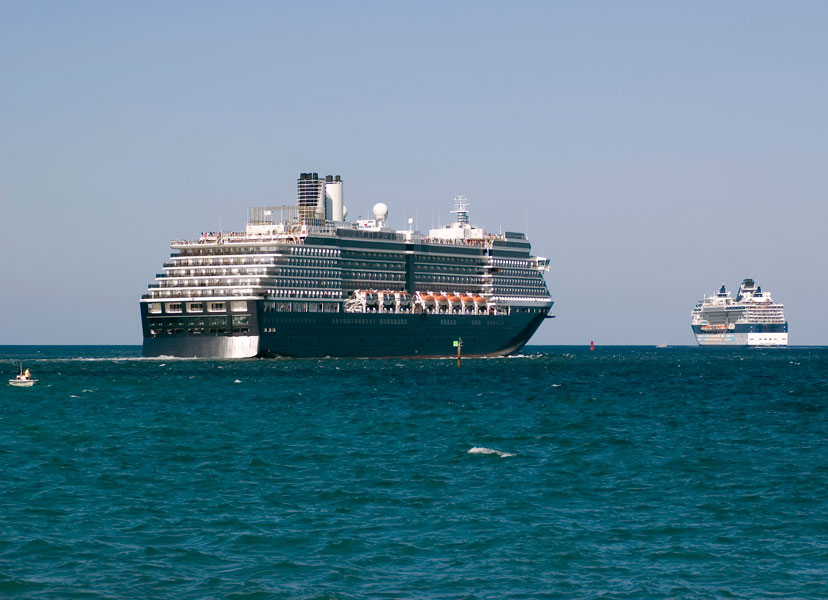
{"left": 1, "top": 345, "right": 827, "bottom": 598}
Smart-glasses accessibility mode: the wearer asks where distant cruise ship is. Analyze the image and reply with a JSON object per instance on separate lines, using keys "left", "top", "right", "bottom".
{"left": 691, "top": 279, "right": 788, "bottom": 346}
{"left": 139, "top": 172, "right": 553, "bottom": 358}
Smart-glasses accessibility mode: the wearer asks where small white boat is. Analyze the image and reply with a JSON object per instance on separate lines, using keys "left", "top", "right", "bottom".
{"left": 9, "top": 364, "right": 37, "bottom": 387}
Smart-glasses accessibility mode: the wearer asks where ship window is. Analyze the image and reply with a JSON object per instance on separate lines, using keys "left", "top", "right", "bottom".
{"left": 166, "top": 302, "right": 183, "bottom": 313}
{"left": 208, "top": 302, "right": 226, "bottom": 313}
{"left": 148, "top": 303, "right": 162, "bottom": 314}
{"left": 231, "top": 300, "right": 247, "bottom": 312}
{"left": 187, "top": 302, "right": 203, "bottom": 313}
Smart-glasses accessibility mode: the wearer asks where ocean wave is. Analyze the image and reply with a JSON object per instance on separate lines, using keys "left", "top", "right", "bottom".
{"left": 46, "top": 356, "right": 190, "bottom": 363}
{"left": 465, "top": 353, "right": 543, "bottom": 360}
{"left": 468, "top": 446, "right": 515, "bottom": 457}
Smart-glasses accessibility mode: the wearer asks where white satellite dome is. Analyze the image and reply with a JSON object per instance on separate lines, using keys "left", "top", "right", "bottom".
{"left": 373, "top": 202, "right": 388, "bottom": 221}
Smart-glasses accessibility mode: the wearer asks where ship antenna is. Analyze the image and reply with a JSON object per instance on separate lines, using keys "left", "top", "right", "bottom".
{"left": 451, "top": 195, "right": 469, "bottom": 225}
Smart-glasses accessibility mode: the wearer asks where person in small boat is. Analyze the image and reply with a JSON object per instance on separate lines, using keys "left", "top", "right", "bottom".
{"left": 22, "top": 368, "right": 31, "bottom": 380}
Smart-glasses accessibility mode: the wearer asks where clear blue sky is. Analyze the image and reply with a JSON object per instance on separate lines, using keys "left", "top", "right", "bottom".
{"left": 2, "top": 2, "right": 826, "bottom": 345}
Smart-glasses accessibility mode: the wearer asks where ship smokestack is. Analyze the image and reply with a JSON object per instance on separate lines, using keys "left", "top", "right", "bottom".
{"left": 326, "top": 175, "right": 344, "bottom": 221}
{"left": 297, "top": 172, "right": 325, "bottom": 222}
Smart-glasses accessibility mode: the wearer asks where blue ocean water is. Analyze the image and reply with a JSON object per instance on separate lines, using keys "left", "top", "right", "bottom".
{"left": 1, "top": 345, "right": 827, "bottom": 599}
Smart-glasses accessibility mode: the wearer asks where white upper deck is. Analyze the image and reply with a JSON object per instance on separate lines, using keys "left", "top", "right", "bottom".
{"left": 691, "top": 278, "right": 786, "bottom": 324}
{"left": 170, "top": 185, "right": 548, "bottom": 272}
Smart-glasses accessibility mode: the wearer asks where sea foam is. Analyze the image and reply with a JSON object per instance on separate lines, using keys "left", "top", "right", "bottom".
{"left": 468, "top": 446, "right": 515, "bottom": 458}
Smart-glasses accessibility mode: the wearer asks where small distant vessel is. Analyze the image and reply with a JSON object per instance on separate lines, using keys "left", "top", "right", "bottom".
{"left": 9, "top": 365, "right": 37, "bottom": 387}
{"left": 691, "top": 278, "right": 788, "bottom": 346}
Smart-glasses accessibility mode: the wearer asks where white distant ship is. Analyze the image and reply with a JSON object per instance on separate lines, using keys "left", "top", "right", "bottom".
{"left": 691, "top": 279, "right": 788, "bottom": 347}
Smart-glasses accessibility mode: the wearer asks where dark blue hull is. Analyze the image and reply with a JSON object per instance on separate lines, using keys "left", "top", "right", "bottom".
{"left": 258, "top": 311, "right": 547, "bottom": 358}
{"left": 142, "top": 300, "right": 550, "bottom": 358}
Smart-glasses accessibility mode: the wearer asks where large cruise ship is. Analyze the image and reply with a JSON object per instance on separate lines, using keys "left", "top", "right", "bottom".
{"left": 139, "top": 173, "right": 553, "bottom": 358}
{"left": 691, "top": 279, "right": 788, "bottom": 346}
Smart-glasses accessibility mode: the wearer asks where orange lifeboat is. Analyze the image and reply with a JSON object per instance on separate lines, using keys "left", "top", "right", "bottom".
{"left": 472, "top": 295, "right": 487, "bottom": 304}
{"left": 433, "top": 294, "right": 447, "bottom": 303}
{"left": 418, "top": 293, "right": 434, "bottom": 303}
{"left": 460, "top": 295, "right": 474, "bottom": 304}
{"left": 446, "top": 294, "right": 461, "bottom": 304}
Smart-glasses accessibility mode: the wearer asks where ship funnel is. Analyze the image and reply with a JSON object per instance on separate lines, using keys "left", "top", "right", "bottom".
{"left": 297, "top": 172, "right": 325, "bottom": 221}
{"left": 326, "top": 175, "right": 344, "bottom": 221}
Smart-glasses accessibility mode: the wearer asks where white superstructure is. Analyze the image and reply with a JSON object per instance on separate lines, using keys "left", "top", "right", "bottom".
{"left": 428, "top": 196, "right": 486, "bottom": 241}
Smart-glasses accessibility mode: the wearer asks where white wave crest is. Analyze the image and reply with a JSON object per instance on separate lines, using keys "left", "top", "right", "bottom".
{"left": 468, "top": 446, "right": 514, "bottom": 458}
{"left": 47, "top": 356, "right": 190, "bottom": 362}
